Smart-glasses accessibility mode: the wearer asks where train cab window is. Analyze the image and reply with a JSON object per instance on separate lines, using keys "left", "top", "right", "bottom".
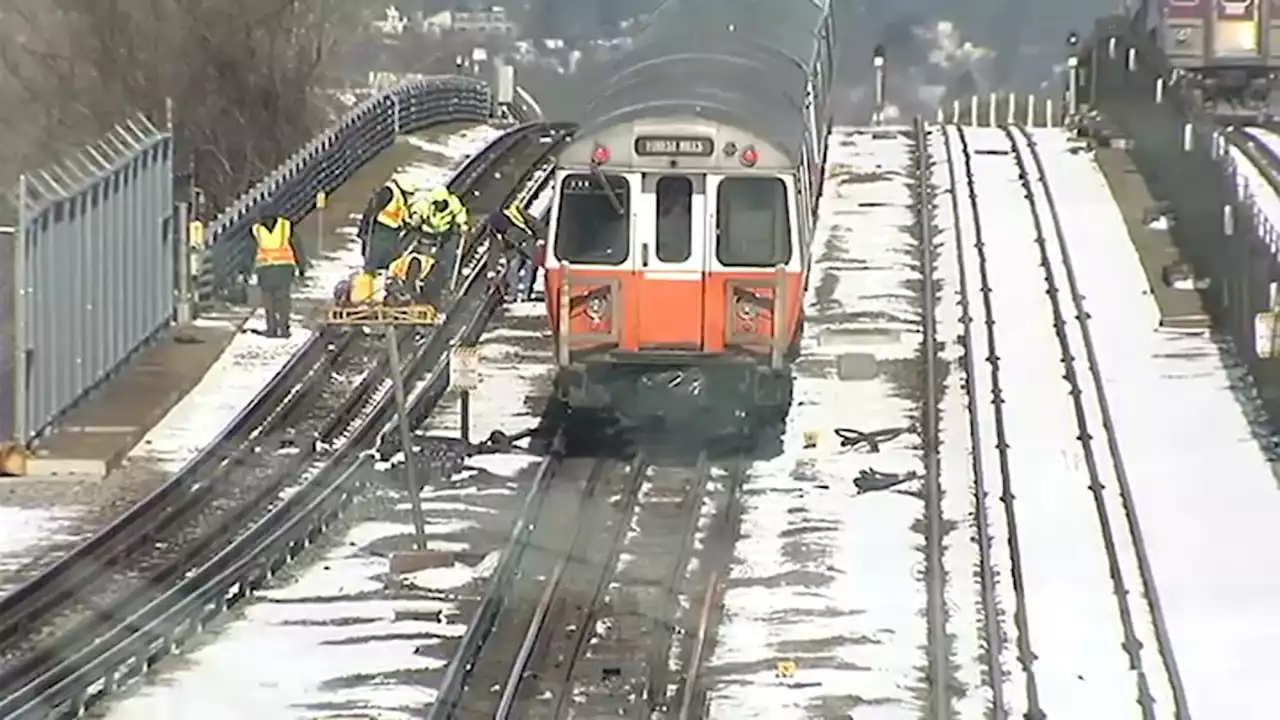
{"left": 554, "top": 173, "right": 630, "bottom": 266}
{"left": 715, "top": 177, "right": 792, "bottom": 267}
{"left": 655, "top": 176, "right": 692, "bottom": 263}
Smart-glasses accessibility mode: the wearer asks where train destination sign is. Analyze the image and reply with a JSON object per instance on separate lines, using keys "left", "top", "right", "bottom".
{"left": 633, "top": 136, "right": 714, "bottom": 156}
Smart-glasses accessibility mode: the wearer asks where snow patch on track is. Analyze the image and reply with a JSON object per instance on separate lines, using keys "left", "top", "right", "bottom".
{"left": 1033, "top": 128, "right": 1280, "bottom": 719}
{"left": 707, "top": 126, "right": 926, "bottom": 718}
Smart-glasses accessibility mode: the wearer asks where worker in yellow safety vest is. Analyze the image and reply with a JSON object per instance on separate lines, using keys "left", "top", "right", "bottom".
{"left": 351, "top": 173, "right": 424, "bottom": 303}
{"left": 379, "top": 187, "right": 469, "bottom": 308}
{"left": 408, "top": 186, "right": 469, "bottom": 242}
{"left": 487, "top": 201, "right": 544, "bottom": 256}
{"left": 252, "top": 211, "right": 305, "bottom": 337}
{"left": 386, "top": 246, "right": 438, "bottom": 305}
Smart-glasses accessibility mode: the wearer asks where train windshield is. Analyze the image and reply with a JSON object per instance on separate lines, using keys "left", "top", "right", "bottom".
{"left": 715, "top": 177, "right": 792, "bottom": 267}
{"left": 554, "top": 173, "right": 630, "bottom": 265}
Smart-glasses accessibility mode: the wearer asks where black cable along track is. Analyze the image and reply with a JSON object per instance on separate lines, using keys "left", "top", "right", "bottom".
{"left": 0, "top": 120, "right": 575, "bottom": 710}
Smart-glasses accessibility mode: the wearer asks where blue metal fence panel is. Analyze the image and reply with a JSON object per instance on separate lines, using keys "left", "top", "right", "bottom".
{"left": 13, "top": 117, "right": 175, "bottom": 443}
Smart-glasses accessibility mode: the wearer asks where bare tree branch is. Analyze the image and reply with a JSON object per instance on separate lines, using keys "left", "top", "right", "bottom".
{"left": 0, "top": 0, "right": 341, "bottom": 207}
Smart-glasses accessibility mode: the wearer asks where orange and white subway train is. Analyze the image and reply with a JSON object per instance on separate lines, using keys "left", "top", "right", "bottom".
{"left": 541, "top": 0, "right": 835, "bottom": 433}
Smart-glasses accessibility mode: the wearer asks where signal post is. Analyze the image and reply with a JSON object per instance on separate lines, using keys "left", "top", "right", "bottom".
{"left": 326, "top": 301, "right": 438, "bottom": 559}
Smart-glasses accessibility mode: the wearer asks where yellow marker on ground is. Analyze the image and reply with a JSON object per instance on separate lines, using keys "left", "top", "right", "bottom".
{"left": 802, "top": 431, "right": 819, "bottom": 449}
{"left": 776, "top": 660, "right": 797, "bottom": 678}
{"left": 316, "top": 190, "right": 327, "bottom": 209}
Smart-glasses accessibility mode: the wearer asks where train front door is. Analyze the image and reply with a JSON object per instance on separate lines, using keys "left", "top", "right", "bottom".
{"left": 633, "top": 174, "right": 706, "bottom": 349}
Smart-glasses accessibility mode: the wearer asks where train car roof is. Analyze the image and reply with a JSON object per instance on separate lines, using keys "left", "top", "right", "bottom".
{"left": 574, "top": 0, "right": 832, "bottom": 161}
{"left": 641, "top": 0, "right": 828, "bottom": 68}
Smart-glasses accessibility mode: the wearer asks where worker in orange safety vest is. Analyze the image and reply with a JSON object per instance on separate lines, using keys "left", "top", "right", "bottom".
{"left": 351, "top": 173, "right": 422, "bottom": 303}
{"left": 252, "top": 211, "right": 305, "bottom": 337}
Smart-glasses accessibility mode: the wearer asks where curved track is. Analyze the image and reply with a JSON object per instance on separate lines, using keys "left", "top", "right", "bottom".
{"left": 943, "top": 123, "right": 1186, "bottom": 718}
{"left": 0, "top": 120, "right": 575, "bottom": 714}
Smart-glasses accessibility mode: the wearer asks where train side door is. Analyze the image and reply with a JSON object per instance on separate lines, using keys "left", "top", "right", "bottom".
{"left": 633, "top": 174, "right": 706, "bottom": 349}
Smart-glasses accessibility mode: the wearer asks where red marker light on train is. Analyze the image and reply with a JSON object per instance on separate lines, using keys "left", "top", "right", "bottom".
{"left": 740, "top": 146, "right": 758, "bottom": 167}
{"left": 592, "top": 145, "right": 610, "bottom": 164}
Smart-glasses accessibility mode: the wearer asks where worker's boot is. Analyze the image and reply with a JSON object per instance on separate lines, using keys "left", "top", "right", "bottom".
{"left": 350, "top": 272, "right": 376, "bottom": 304}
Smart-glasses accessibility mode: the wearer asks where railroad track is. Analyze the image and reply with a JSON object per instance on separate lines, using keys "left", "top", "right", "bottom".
{"left": 0, "top": 120, "right": 575, "bottom": 718}
{"left": 911, "top": 118, "right": 950, "bottom": 718}
{"left": 941, "top": 123, "right": 1187, "bottom": 717}
{"left": 429, "top": 446, "right": 744, "bottom": 719}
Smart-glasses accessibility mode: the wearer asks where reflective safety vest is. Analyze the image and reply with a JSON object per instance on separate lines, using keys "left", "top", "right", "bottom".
{"left": 415, "top": 187, "right": 467, "bottom": 233}
{"left": 389, "top": 251, "right": 436, "bottom": 281}
{"left": 503, "top": 203, "right": 533, "bottom": 235}
{"left": 376, "top": 182, "right": 408, "bottom": 229}
{"left": 253, "top": 218, "right": 297, "bottom": 268}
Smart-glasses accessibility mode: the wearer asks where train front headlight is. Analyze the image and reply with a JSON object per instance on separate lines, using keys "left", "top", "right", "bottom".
{"left": 585, "top": 294, "right": 608, "bottom": 322}
{"left": 736, "top": 295, "right": 759, "bottom": 333}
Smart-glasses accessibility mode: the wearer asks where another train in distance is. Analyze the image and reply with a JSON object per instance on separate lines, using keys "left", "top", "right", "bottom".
{"left": 540, "top": 0, "right": 836, "bottom": 436}
{"left": 1154, "top": 0, "right": 1280, "bottom": 113}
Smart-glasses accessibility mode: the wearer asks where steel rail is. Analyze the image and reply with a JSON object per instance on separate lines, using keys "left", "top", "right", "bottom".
{"left": 939, "top": 124, "right": 1008, "bottom": 717}
{"left": 954, "top": 125, "right": 1044, "bottom": 718}
{"left": 0, "top": 121, "right": 576, "bottom": 718}
{"left": 1223, "top": 126, "right": 1280, "bottom": 200}
{"left": 496, "top": 455, "right": 648, "bottom": 718}
{"left": 434, "top": 450, "right": 742, "bottom": 720}
{"left": 1013, "top": 125, "right": 1189, "bottom": 718}
{"left": 671, "top": 456, "right": 745, "bottom": 720}
{"left": 912, "top": 117, "right": 951, "bottom": 719}
{"left": 1004, "top": 125, "right": 1158, "bottom": 718}
{"left": 547, "top": 457, "right": 715, "bottom": 718}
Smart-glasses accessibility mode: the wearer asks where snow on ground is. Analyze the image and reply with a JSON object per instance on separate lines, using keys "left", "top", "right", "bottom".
{"left": 106, "top": 457, "right": 538, "bottom": 720}
{"left": 1032, "top": 128, "right": 1280, "bottom": 719}
{"left": 127, "top": 311, "right": 312, "bottom": 471}
{"left": 297, "top": 125, "right": 502, "bottom": 300}
{"left": 1225, "top": 142, "right": 1280, "bottom": 233}
{"left": 1242, "top": 125, "right": 1280, "bottom": 162}
{"left": 961, "top": 126, "right": 1138, "bottom": 714}
{"left": 707, "top": 127, "right": 926, "bottom": 718}
{"left": 106, "top": 302, "right": 555, "bottom": 719}
{"left": 0, "top": 507, "right": 84, "bottom": 592}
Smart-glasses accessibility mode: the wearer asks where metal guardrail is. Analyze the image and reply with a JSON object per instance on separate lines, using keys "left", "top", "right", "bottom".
{"left": 936, "top": 92, "right": 1062, "bottom": 128}
{"left": 0, "top": 122, "right": 569, "bottom": 718}
{"left": 1075, "top": 15, "right": 1279, "bottom": 375}
{"left": 191, "top": 74, "right": 537, "bottom": 308}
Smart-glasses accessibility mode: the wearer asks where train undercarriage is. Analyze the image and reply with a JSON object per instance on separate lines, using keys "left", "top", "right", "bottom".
{"left": 1187, "top": 66, "right": 1280, "bottom": 118}
{"left": 554, "top": 356, "right": 794, "bottom": 445}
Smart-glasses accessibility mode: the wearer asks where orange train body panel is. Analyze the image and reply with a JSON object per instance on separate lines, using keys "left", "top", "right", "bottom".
{"left": 544, "top": 267, "right": 806, "bottom": 355}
